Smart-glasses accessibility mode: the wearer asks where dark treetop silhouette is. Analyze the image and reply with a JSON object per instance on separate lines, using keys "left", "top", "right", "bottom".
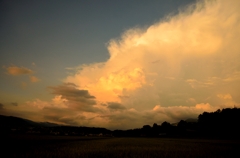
{"left": 1, "top": 108, "right": 240, "bottom": 139}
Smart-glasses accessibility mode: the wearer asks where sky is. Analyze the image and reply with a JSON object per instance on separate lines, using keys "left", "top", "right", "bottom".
{"left": 1, "top": 0, "right": 240, "bottom": 129}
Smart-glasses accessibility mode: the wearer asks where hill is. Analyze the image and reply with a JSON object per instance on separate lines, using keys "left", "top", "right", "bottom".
{"left": 0, "top": 115, "right": 59, "bottom": 128}
{"left": 0, "top": 115, "right": 111, "bottom": 136}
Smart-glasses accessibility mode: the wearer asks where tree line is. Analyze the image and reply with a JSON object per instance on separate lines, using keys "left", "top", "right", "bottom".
{"left": 1, "top": 108, "right": 240, "bottom": 139}
{"left": 113, "top": 107, "right": 240, "bottom": 138}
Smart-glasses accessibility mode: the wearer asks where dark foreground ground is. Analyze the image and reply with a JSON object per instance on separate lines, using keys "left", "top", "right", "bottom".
{"left": 1, "top": 135, "right": 240, "bottom": 158}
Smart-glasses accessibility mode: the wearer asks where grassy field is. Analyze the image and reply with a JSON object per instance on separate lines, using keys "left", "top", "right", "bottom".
{"left": 2, "top": 135, "right": 240, "bottom": 158}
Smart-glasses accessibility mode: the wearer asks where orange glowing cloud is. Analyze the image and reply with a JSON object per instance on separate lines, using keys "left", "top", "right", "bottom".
{"left": 5, "top": 66, "right": 33, "bottom": 76}
{"left": 29, "top": 76, "right": 40, "bottom": 83}
{"left": 3, "top": 65, "right": 40, "bottom": 84}
{"left": 7, "top": 0, "right": 240, "bottom": 129}
{"left": 66, "top": 0, "right": 240, "bottom": 112}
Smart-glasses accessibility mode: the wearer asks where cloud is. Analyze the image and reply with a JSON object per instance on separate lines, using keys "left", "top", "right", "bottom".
{"left": 11, "top": 102, "right": 18, "bottom": 106}
{"left": 217, "top": 94, "right": 232, "bottom": 100}
{"left": 62, "top": 0, "right": 240, "bottom": 128}
{"left": 43, "top": 110, "right": 87, "bottom": 126}
{"left": 186, "top": 98, "right": 196, "bottom": 104}
{"left": 5, "top": 0, "right": 240, "bottom": 129}
{"left": 49, "top": 83, "right": 95, "bottom": 100}
{"left": 29, "top": 76, "right": 40, "bottom": 83}
{"left": 195, "top": 103, "right": 212, "bottom": 111}
{"left": 48, "top": 83, "right": 98, "bottom": 112}
{"left": 5, "top": 66, "right": 33, "bottom": 76}
{"left": 21, "top": 83, "right": 105, "bottom": 126}
{"left": 21, "top": 82, "right": 27, "bottom": 89}
{"left": 185, "top": 79, "right": 214, "bottom": 88}
{"left": 27, "top": 98, "right": 60, "bottom": 109}
{"left": 66, "top": 0, "right": 240, "bottom": 108}
{"left": 3, "top": 65, "right": 40, "bottom": 84}
{"left": 0, "top": 103, "right": 4, "bottom": 109}
{"left": 152, "top": 103, "right": 214, "bottom": 122}
{"left": 107, "top": 102, "right": 126, "bottom": 111}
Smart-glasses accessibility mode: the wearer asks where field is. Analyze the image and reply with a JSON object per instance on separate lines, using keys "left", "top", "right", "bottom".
{"left": 2, "top": 135, "right": 240, "bottom": 158}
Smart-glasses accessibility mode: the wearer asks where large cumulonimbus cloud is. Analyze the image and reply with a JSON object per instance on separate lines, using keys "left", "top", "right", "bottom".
{"left": 66, "top": 0, "right": 240, "bottom": 107}
{"left": 7, "top": 0, "right": 240, "bottom": 129}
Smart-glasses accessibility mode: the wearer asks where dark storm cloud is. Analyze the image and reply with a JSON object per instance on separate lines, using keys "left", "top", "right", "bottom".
{"left": 49, "top": 83, "right": 95, "bottom": 99}
{"left": 48, "top": 83, "right": 98, "bottom": 112}
{"left": 107, "top": 102, "right": 126, "bottom": 110}
{"left": 11, "top": 102, "right": 18, "bottom": 106}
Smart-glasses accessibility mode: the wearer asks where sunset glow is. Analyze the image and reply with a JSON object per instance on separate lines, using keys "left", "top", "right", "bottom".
{"left": 1, "top": 0, "right": 240, "bottom": 129}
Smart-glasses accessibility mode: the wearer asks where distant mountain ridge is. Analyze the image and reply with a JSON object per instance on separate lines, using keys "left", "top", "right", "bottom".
{"left": 0, "top": 115, "right": 112, "bottom": 136}
{"left": 0, "top": 114, "right": 198, "bottom": 129}
{"left": 0, "top": 115, "right": 60, "bottom": 128}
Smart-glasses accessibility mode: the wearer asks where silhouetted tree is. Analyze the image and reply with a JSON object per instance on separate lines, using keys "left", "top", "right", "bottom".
{"left": 198, "top": 108, "right": 240, "bottom": 138}
{"left": 153, "top": 123, "right": 158, "bottom": 129}
{"left": 177, "top": 120, "right": 187, "bottom": 128}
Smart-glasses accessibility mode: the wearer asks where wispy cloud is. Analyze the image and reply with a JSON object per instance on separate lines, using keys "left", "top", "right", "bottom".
{"left": 3, "top": 65, "right": 41, "bottom": 84}
{"left": 5, "top": 66, "right": 33, "bottom": 76}
{"left": 29, "top": 76, "right": 40, "bottom": 83}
